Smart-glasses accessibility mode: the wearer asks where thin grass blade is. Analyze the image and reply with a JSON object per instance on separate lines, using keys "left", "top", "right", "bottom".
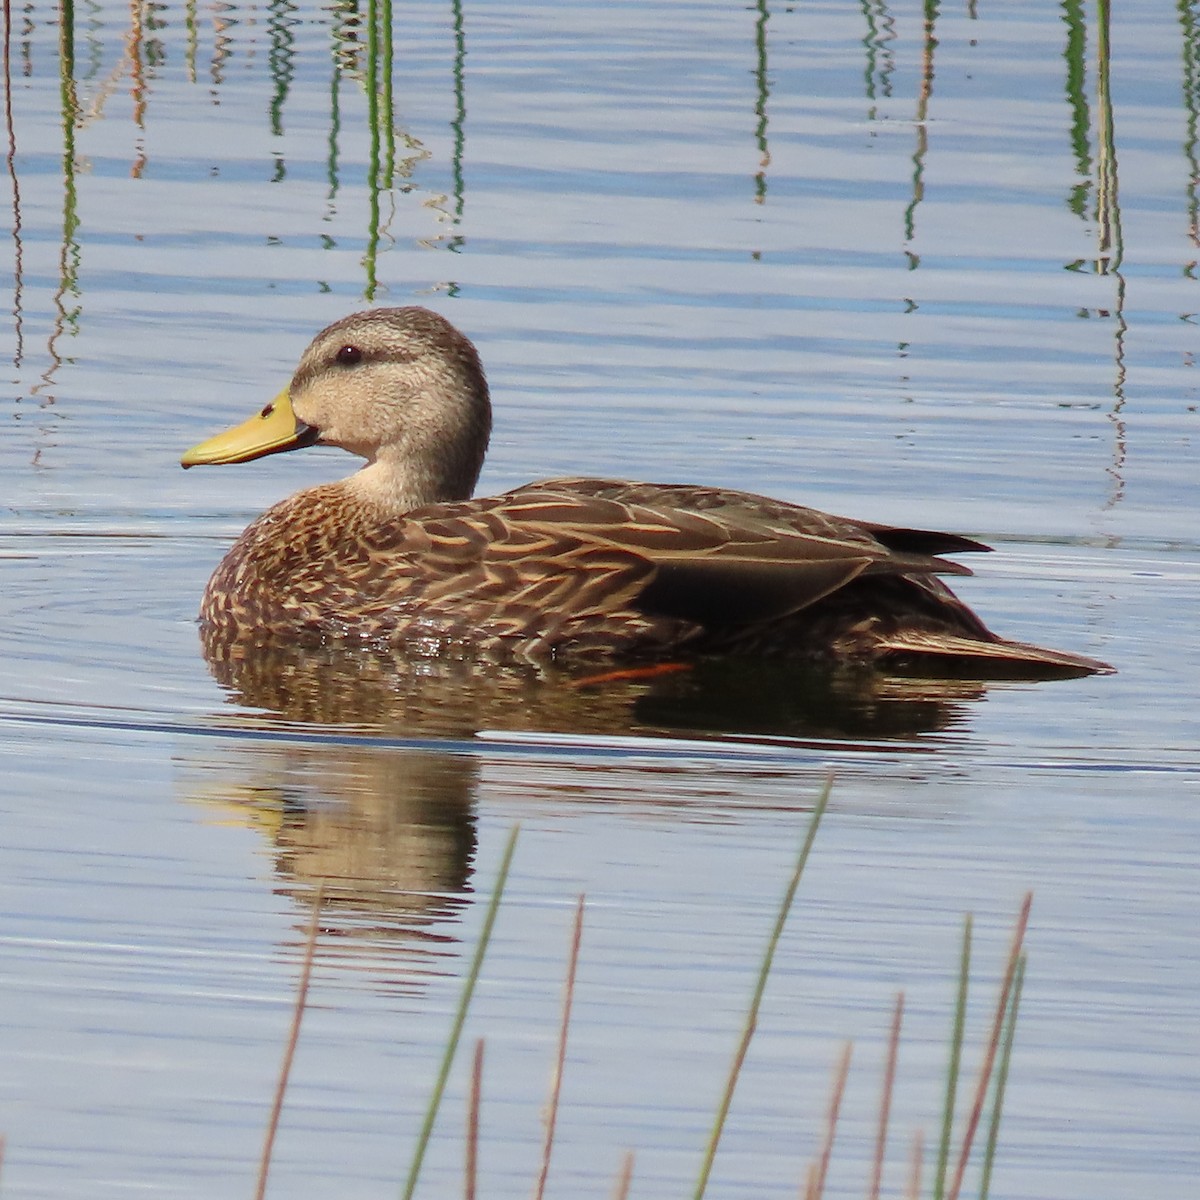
{"left": 905, "top": 1129, "right": 923, "bottom": 1200}
{"left": 867, "top": 992, "right": 904, "bottom": 1200}
{"left": 979, "top": 954, "right": 1026, "bottom": 1200}
{"left": 533, "top": 894, "right": 585, "bottom": 1200}
{"left": 401, "top": 825, "right": 520, "bottom": 1200}
{"left": 692, "top": 774, "right": 832, "bottom": 1200}
{"left": 947, "top": 893, "right": 1031, "bottom": 1200}
{"left": 805, "top": 1040, "right": 852, "bottom": 1200}
{"left": 255, "top": 881, "right": 324, "bottom": 1200}
{"left": 465, "top": 1038, "right": 484, "bottom": 1200}
{"left": 611, "top": 1150, "right": 635, "bottom": 1200}
{"left": 934, "top": 913, "right": 972, "bottom": 1200}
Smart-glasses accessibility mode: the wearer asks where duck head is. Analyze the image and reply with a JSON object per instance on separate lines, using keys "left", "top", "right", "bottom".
{"left": 181, "top": 307, "right": 493, "bottom": 511}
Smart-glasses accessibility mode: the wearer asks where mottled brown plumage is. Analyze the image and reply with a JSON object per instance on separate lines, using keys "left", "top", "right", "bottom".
{"left": 182, "top": 307, "right": 1113, "bottom": 676}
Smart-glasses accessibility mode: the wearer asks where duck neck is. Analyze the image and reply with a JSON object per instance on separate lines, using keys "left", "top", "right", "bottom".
{"left": 336, "top": 374, "right": 491, "bottom": 515}
{"left": 343, "top": 449, "right": 476, "bottom": 515}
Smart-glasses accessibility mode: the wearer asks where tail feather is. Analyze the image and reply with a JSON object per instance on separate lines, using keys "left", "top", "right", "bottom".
{"left": 876, "top": 631, "right": 1114, "bottom": 678}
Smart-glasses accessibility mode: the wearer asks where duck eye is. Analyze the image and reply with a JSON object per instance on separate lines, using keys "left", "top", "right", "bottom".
{"left": 335, "top": 344, "right": 363, "bottom": 366}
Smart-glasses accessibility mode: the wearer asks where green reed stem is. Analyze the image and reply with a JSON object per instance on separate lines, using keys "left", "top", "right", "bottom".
{"left": 379, "top": 0, "right": 394, "bottom": 186}
{"left": 400, "top": 824, "right": 520, "bottom": 1200}
{"left": 979, "top": 954, "right": 1026, "bottom": 1200}
{"left": 948, "top": 894, "right": 1032, "bottom": 1200}
{"left": 935, "top": 913, "right": 972, "bottom": 1200}
{"left": 692, "top": 774, "right": 831, "bottom": 1200}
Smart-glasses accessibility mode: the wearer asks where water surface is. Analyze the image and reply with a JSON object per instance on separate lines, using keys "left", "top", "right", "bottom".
{"left": 2, "top": 1, "right": 1198, "bottom": 1197}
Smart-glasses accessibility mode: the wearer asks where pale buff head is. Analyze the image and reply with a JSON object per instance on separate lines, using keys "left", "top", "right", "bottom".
{"left": 288, "top": 307, "right": 492, "bottom": 508}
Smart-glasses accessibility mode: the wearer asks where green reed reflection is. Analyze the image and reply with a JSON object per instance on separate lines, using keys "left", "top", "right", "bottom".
{"left": 44, "top": 0, "right": 82, "bottom": 400}
{"left": 1062, "top": 1, "right": 1125, "bottom": 278}
{"left": 184, "top": 0, "right": 198, "bottom": 83}
{"left": 1076, "top": 0, "right": 1129, "bottom": 507}
{"left": 1095, "top": 0, "right": 1123, "bottom": 274}
{"left": 128, "top": 0, "right": 149, "bottom": 179}
{"left": 1179, "top": 0, "right": 1200, "bottom": 274}
{"left": 1061, "top": 0, "right": 1092, "bottom": 217}
{"left": 379, "top": 0, "right": 394, "bottom": 187}
{"left": 363, "top": 5, "right": 381, "bottom": 297}
{"left": 8, "top": 0, "right": 1196, "bottom": 354}
{"left": 448, "top": 0, "right": 467, "bottom": 253}
{"left": 267, "top": 0, "right": 296, "bottom": 146}
{"left": 902, "top": 0, "right": 939, "bottom": 268}
{"left": 363, "top": 0, "right": 398, "bottom": 299}
{"left": 1057, "top": 6, "right": 1127, "bottom": 509}
{"left": 326, "top": 0, "right": 362, "bottom": 250}
{"left": 752, "top": 0, "right": 770, "bottom": 207}
{"left": 80, "top": 0, "right": 103, "bottom": 83}
{"left": 210, "top": 2, "right": 233, "bottom": 88}
{"left": 322, "top": 33, "right": 343, "bottom": 266}
{"left": 861, "top": 0, "right": 897, "bottom": 110}
{"left": 3, "top": 0, "right": 25, "bottom": 368}
{"left": 143, "top": 2, "right": 166, "bottom": 77}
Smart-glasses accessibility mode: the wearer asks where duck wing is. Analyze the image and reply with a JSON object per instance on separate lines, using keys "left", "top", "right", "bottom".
{"left": 519, "top": 478, "right": 987, "bottom": 565}
{"left": 478, "top": 479, "right": 976, "bottom": 631}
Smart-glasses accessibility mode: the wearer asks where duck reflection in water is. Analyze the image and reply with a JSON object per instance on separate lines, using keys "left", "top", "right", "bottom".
{"left": 184, "top": 720, "right": 478, "bottom": 992}
{"left": 202, "top": 625, "right": 993, "bottom": 743}
{"left": 192, "top": 626, "right": 1005, "bottom": 990}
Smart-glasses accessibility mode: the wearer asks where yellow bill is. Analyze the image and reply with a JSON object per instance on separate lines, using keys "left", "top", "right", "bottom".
{"left": 180, "top": 387, "right": 318, "bottom": 468}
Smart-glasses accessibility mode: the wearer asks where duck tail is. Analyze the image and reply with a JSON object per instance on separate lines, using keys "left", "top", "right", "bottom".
{"left": 875, "top": 631, "right": 1114, "bottom": 678}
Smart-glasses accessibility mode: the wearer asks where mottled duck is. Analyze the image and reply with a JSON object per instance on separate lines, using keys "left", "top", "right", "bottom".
{"left": 181, "top": 307, "right": 1112, "bottom": 677}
